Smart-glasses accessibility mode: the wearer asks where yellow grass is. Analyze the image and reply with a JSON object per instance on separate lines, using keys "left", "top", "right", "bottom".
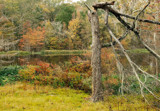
{"left": 0, "top": 82, "right": 159, "bottom": 111}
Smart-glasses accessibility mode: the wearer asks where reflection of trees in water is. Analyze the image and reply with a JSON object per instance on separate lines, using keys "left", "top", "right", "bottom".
{"left": 120, "top": 53, "right": 160, "bottom": 74}
{"left": 6, "top": 52, "right": 159, "bottom": 74}
{"left": 0, "top": 53, "right": 16, "bottom": 66}
{"left": 16, "top": 55, "right": 87, "bottom": 66}
{"left": 0, "top": 40, "right": 19, "bottom": 67}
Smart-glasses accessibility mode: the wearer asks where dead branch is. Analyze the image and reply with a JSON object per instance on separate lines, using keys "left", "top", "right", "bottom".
{"left": 111, "top": 42, "right": 125, "bottom": 95}
{"left": 106, "top": 24, "right": 160, "bottom": 101}
{"left": 92, "top": 2, "right": 160, "bottom": 25}
{"left": 102, "top": 29, "right": 129, "bottom": 48}
{"left": 102, "top": 8, "right": 129, "bottom": 48}
{"left": 115, "top": 16, "right": 160, "bottom": 60}
{"left": 106, "top": 11, "right": 125, "bottom": 95}
{"left": 132, "top": 62, "right": 160, "bottom": 83}
{"left": 132, "top": 1, "right": 150, "bottom": 29}
{"left": 92, "top": 1, "right": 115, "bottom": 10}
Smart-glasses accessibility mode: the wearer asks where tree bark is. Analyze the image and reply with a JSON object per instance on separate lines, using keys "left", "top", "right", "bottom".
{"left": 90, "top": 10, "right": 103, "bottom": 102}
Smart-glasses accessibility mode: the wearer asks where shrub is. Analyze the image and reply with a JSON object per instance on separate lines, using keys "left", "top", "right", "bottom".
{"left": 18, "top": 59, "right": 92, "bottom": 92}
{"left": 103, "top": 74, "right": 121, "bottom": 95}
{"left": 19, "top": 61, "right": 54, "bottom": 85}
{"left": 0, "top": 65, "right": 22, "bottom": 86}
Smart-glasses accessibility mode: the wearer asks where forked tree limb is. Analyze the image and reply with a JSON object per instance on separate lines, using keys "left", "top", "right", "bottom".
{"left": 102, "top": 5, "right": 129, "bottom": 48}
{"left": 102, "top": 29, "right": 129, "bottom": 48}
{"left": 114, "top": 2, "right": 160, "bottom": 60}
{"left": 95, "top": 1, "right": 160, "bottom": 54}
{"left": 92, "top": 2, "right": 160, "bottom": 25}
{"left": 132, "top": 1, "right": 150, "bottom": 29}
{"left": 116, "top": 15, "right": 160, "bottom": 60}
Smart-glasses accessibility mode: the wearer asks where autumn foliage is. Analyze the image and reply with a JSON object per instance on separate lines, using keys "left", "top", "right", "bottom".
{"left": 19, "top": 26, "right": 45, "bottom": 51}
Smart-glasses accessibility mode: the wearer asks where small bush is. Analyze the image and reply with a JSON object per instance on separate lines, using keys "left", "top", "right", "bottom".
{"left": 19, "top": 61, "right": 54, "bottom": 85}
{"left": 0, "top": 65, "right": 22, "bottom": 86}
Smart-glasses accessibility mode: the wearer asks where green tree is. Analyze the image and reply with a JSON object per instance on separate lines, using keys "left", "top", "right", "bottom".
{"left": 55, "top": 4, "right": 75, "bottom": 27}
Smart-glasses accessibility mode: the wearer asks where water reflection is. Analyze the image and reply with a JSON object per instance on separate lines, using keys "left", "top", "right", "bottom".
{"left": 120, "top": 53, "right": 160, "bottom": 74}
{"left": 2, "top": 53, "right": 160, "bottom": 74}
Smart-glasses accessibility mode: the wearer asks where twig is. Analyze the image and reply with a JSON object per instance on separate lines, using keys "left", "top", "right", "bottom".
{"left": 132, "top": 1, "right": 150, "bottom": 29}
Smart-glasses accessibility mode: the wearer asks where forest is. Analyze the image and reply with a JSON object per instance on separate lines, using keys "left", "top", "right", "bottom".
{"left": 0, "top": 0, "right": 160, "bottom": 110}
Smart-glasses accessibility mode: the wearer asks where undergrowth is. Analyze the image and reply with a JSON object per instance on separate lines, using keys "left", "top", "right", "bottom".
{"left": 0, "top": 66, "right": 22, "bottom": 86}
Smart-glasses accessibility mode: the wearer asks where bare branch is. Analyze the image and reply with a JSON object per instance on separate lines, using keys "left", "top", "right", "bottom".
{"left": 132, "top": 62, "right": 160, "bottom": 83}
{"left": 92, "top": 2, "right": 160, "bottom": 25}
{"left": 115, "top": 16, "right": 160, "bottom": 60}
{"left": 102, "top": 29, "right": 129, "bottom": 48}
{"left": 92, "top": 1, "right": 115, "bottom": 10}
{"left": 110, "top": 41, "right": 125, "bottom": 95}
{"left": 119, "top": 13, "right": 160, "bottom": 25}
{"left": 132, "top": 1, "right": 150, "bottom": 29}
{"left": 106, "top": 24, "right": 160, "bottom": 101}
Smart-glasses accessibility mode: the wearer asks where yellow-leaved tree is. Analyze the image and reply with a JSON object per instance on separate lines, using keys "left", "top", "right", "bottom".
{"left": 68, "top": 18, "right": 82, "bottom": 49}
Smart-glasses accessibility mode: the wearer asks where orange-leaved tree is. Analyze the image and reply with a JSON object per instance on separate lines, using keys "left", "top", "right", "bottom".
{"left": 19, "top": 26, "right": 45, "bottom": 51}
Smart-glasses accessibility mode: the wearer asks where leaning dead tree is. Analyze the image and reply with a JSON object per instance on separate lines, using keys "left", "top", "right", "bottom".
{"left": 85, "top": 1, "right": 160, "bottom": 102}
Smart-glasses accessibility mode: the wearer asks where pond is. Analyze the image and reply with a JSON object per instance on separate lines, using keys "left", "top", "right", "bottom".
{"left": 1, "top": 52, "right": 160, "bottom": 74}
{"left": 1, "top": 54, "right": 89, "bottom": 66}
{"left": 120, "top": 52, "right": 160, "bottom": 74}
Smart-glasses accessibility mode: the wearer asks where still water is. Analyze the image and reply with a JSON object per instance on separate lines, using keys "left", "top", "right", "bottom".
{"left": 1, "top": 53, "right": 160, "bottom": 74}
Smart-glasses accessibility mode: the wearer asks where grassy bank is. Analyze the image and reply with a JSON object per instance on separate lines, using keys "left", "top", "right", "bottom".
{"left": 126, "top": 48, "right": 149, "bottom": 54}
{"left": 0, "top": 51, "right": 31, "bottom": 56}
{"left": 0, "top": 82, "right": 159, "bottom": 111}
{"left": 40, "top": 50, "right": 89, "bottom": 55}
{"left": 0, "top": 50, "right": 89, "bottom": 56}
{"left": 0, "top": 49, "right": 153, "bottom": 56}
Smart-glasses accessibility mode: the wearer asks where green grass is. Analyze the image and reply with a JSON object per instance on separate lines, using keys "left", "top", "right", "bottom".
{"left": 0, "top": 82, "right": 159, "bottom": 111}
{"left": 0, "top": 51, "right": 31, "bottom": 56}
{"left": 41, "top": 50, "right": 89, "bottom": 55}
{"left": 126, "top": 48, "right": 149, "bottom": 54}
{"left": 0, "top": 50, "right": 89, "bottom": 56}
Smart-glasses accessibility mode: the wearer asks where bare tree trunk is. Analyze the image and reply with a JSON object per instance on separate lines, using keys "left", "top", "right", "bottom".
{"left": 90, "top": 10, "right": 103, "bottom": 102}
